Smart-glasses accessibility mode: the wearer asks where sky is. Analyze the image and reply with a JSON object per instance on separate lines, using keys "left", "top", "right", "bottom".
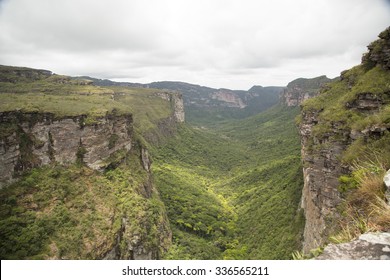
{"left": 0, "top": 0, "right": 389, "bottom": 90}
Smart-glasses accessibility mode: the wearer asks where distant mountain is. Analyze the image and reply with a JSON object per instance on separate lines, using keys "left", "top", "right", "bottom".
{"left": 73, "top": 77, "right": 284, "bottom": 125}
{"left": 148, "top": 81, "right": 283, "bottom": 109}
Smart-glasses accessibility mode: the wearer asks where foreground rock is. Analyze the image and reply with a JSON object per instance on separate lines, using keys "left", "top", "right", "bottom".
{"left": 316, "top": 232, "right": 390, "bottom": 260}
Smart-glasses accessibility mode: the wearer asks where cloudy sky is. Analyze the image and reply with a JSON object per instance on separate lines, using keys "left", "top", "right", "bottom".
{"left": 0, "top": 0, "right": 389, "bottom": 89}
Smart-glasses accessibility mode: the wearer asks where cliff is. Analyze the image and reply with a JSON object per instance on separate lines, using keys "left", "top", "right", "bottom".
{"left": 299, "top": 27, "right": 390, "bottom": 254}
{"left": 0, "top": 66, "right": 184, "bottom": 259}
{"left": 0, "top": 112, "right": 132, "bottom": 187}
{"left": 154, "top": 91, "right": 185, "bottom": 123}
{"left": 281, "top": 75, "right": 334, "bottom": 107}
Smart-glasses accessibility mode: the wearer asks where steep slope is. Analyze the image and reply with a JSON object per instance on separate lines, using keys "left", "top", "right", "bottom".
{"left": 299, "top": 27, "right": 390, "bottom": 253}
{"left": 0, "top": 66, "right": 184, "bottom": 259}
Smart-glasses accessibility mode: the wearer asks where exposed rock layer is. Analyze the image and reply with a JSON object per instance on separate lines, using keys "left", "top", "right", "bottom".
{"left": 0, "top": 112, "right": 132, "bottom": 188}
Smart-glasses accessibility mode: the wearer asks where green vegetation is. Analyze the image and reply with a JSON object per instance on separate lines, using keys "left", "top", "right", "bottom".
{"left": 0, "top": 67, "right": 172, "bottom": 133}
{"left": 287, "top": 75, "right": 334, "bottom": 95}
{"left": 330, "top": 158, "right": 390, "bottom": 244}
{"left": 0, "top": 149, "right": 169, "bottom": 259}
{"left": 153, "top": 105, "right": 304, "bottom": 259}
{"left": 0, "top": 65, "right": 305, "bottom": 259}
{"left": 185, "top": 94, "right": 280, "bottom": 127}
{"left": 0, "top": 66, "right": 174, "bottom": 259}
{"left": 301, "top": 62, "right": 390, "bottom": 165}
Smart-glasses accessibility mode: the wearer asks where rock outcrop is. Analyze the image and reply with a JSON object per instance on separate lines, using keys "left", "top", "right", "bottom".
{"left": 0, "top": 112, "right": 133, "bottom": 188}
{"left": 299, "top": 27, "right": 390, "bottom": 253}
{"left": 281, "top": 76, "right": 333, "bottom": 107}
{"left": 211, "top": 89, "right": 246, "bottom": 108}
{"left": 316, "top": 232, "right": 390, "bottom": 260}
{"left": 299, "top": 110, "right": 347, "bottom": 252}
{"left": 154, "top": 91, "right": 185, "bottom": 123}
{"left": 362, "top": 27, "right": 390, "bottom": 70}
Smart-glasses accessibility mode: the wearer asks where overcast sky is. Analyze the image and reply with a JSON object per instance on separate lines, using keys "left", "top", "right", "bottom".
{"left": 0, "top": 0, "right": 389, "bottom": 89}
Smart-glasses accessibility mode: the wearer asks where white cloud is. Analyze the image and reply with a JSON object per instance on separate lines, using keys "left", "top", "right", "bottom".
{"left": 0, "top": 0, "right": 389, "bottom": 89}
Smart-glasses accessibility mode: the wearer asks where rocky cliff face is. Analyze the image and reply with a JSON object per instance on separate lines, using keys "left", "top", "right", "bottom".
{"left": 281, "top": 76, "right": 333, "bottom": 107}
{"left": 299, "top": 110, "right": 348, "bottom": 252}
{"left": 299, "top": 27, "right": 390, "bottom": 254}
{"left": 0, "top": 112, "right": 133, "bottom": 188}
{"left": 0, "top": 110, "right": 173, "bottom": 260}
{"left": 0, "top": 66, "right": 186, "bottom": 259}
{"left": 154, "top": 91, "right": 185, "bottom": 123}
{"left": 210, "top": 89, "right": 246, "bottom": 108}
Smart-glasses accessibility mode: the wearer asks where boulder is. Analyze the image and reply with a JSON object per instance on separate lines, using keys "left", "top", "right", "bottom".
{"left": 316, "top": 232, "right": 390, "bottom": 260}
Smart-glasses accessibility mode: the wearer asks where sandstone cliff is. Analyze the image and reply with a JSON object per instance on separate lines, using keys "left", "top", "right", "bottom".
{"left": 0, "top": 66, "right": 182, "bottom": 260}
{"left": 281, "top": 75, "right": 334, "bottom": 107}
{"left": 299, "top": 27, "right": 390, "bottom": 254}
{"left": 0, "top": 112, "right": 132, "bottom": 188}
{"left": 154, "top": 91, "right": 185, "bottom": 123}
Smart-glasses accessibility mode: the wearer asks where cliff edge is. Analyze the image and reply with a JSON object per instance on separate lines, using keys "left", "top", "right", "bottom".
{"left": 0, "top": 66, "right": 185, "bottom": 259}
{"left": 299, "top": 27, "right": 390, "bottom": 254}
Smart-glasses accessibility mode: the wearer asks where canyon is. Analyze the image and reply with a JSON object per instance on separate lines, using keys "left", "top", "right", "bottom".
{"left": 0, "top": 27, "right": 389, "bottom": 260}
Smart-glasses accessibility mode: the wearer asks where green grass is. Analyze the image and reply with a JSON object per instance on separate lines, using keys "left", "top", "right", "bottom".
{"left": 0, "top": 67, "right": 173, "bottom": 133}
{"left": 301, "top": 65, "right": 390, "bottom": 166}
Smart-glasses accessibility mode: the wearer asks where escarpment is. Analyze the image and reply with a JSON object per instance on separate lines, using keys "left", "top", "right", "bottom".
{"left": 298, "top": 27, "right": 390, "bottom": 254}
{"left": 0, "top": 112, "right": 133, "bottom": 187}
{"left": 0, "top": 66, "right": 183, "bottom": 259}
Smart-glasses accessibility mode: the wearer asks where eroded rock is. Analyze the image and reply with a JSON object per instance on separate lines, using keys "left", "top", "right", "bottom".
{"left": 316, "top": 232, "right": 390, "bottom": 260}
{"left": 0, "top": 112, "right": 133, "bottom": 188}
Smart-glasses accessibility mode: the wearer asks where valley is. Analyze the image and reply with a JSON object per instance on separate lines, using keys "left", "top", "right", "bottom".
{"left": 152, "top": 105, "right": 304, "bottom": 259}
{"left": 0, "top": 65, "right": 304, "bottom": 260}
{"left": 0, "top": 27, "right": 390, "bottom": 260}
